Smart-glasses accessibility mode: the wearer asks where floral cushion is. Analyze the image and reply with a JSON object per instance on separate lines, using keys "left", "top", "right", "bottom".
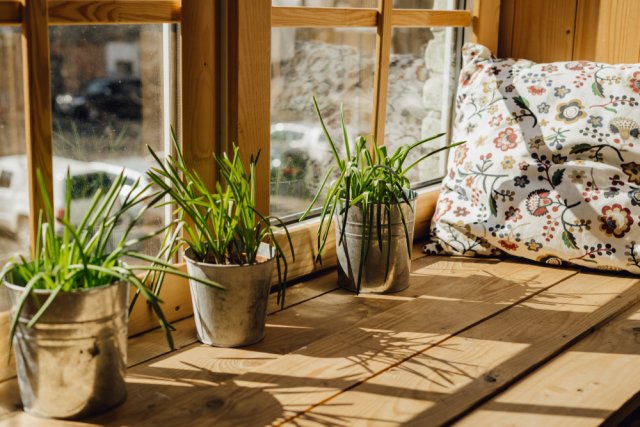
{"left": 427, "top": 43, "right": 640, "bottom": 272}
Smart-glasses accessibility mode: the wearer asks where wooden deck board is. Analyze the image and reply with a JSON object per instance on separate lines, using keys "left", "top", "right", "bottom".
{"left": 295, "top": 271, "right": 640, "bottom": 426}
{"left": 456, "top": 300, "right": 640, "bottom": 427}
{"left": 129, "top": 259, "right": 577, "bottom": 426}
{"left": 1, "top": 253, "right": 640, "bottom": 426}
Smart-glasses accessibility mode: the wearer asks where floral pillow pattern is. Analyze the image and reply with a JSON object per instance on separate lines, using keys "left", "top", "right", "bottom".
{"left": 427, "top": 43, "right": 640, "bottom": 273}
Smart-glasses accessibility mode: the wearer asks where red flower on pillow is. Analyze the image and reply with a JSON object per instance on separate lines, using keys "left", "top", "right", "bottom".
{"left": 505, "top": 206, "right": 523, "bottom": 222}
{"left": 630, "top": 71, "right": 640, "bottom": 94}
{"left": 599, "top": 204, "right": 633, "bottom": 238}
{"left": 527, "top": 85, "right": 545, "bottom": 95}
{"left": 493, "top": 127, "right": 518, "bottom": 151}
{"left": 499, "top": 240, "right": 518, "bottom": 251}
{"left": 526, "top": 189, "right": 553, "bottom": 217}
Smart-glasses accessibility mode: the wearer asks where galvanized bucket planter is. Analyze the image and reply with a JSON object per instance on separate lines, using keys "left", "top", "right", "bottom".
{"left": 5, "top": 281, "right": 129, "bottom": 419}
{"left": 336, "top": 192, "right": 416, "bottom": 293}
{"left": 184, "top": 242, "right": 275, "bottom": 347}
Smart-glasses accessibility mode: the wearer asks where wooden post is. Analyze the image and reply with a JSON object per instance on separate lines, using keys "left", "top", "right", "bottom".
{"left": 21, "top": 0, "right": 54, "bottom": 255}
{"left": 371, "top": 0, "right": 393, "bottom": 146}
{"left": 180, "top": 0, "right": 218, "bottom": 192}
{"left": 472, "top": 0, "right": 501, "bottom": 53}
{"left": 226, "top": 0, "right": 271, "bottom": 215}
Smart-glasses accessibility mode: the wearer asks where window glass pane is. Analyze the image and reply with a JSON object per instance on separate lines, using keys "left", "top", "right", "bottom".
{"left": 273, "top": 0, "right": 377, "bottom": 7}
{"left": 50, "top": 25, "right": 177, "bottom": 255}
{"left": 384, "top": 26, "right": 460, "bottom": 185}
{"left": 0, "top": 28, "right": 29, "bottom": 265}
{"left": 393, "top": 0, "right": 457, "bottom": 9}
{"left": 271, "top": 27, "right": 376, "bottom": 218}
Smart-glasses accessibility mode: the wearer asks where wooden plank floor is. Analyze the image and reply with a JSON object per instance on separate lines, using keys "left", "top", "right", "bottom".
{"left": 0, "top": 249, "right": 639, "bottom": 426}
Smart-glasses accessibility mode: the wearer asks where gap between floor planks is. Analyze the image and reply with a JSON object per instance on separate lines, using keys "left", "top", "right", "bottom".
{"left": 119, "top": 258, "right": 580, "bottom": 426}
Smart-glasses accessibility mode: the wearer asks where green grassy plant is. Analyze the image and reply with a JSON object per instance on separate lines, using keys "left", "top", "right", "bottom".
{"left": 300, "top": 96, "right": 465, "bottom": 292}
{"left": 0, "top": 169, "right": 219, "bottom": 350}
{"left": 146, "top": 131, "right": 295, "bottom": 306}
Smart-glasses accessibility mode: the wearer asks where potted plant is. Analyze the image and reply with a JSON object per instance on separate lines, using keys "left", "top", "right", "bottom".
{"left": 300, "top": 97, "right": 464, "bottom": 293}
{"left": 0, "top": 171, "right": 218, "bottom": 419}
{"left": 146, "top": 134, "right": 294, "bottom": 348}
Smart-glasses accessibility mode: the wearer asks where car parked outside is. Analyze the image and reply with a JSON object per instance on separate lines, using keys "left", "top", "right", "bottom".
{"left": 54, "top": 78, "right": 142, "bottom": 121}
{"left": 0, "top": 155, "right": 156, "bottom": 246}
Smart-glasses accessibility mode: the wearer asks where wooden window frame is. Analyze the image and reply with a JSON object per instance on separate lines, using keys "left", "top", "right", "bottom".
{"left": 0, "top": 0, "right": 500, "bottom": 339}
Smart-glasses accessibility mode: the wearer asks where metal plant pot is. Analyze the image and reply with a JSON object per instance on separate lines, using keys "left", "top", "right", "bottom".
{"left": 5, "top": 281, "right": 128, "bottom": 419}
{"left": 184, "top": 242, "right": 275, "bottom": 347}
{"left": 336, "top": 192, "right": 416, "bottom": 293}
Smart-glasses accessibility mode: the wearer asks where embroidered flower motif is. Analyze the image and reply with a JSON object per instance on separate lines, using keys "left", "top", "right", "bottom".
{"left": 628, "top": 187, "right": 640, "bottom": 206}
{"left": 622, "top": 162, "right": 640, "bottom": 184}
{"left": 555, "top": 99, "right": 586, "bottom": 124}
{"left": 489, "top": 114, "right": 503, "bottom": 128}
{"left": 565, "top": 61, "right": 586, "bottom": 71}
{"left": 501, "top": 156, "right": 515, "bottom": 169}
{"left": 527, "top": 85, "right": 546, "bottom": 95}
{"left": 519, "top": 161, "right": 529, "bottom": 172}
{"left": 528, "top": 136, "right": 544, "bottom": 150}
{"left": 505, "top": 206, "right": 522, "bottom": 222}
{"left": 453, "top": 144, "right": 468, "bottom": 166}
{"left": 453, "top": 206, "right": 470, "bottom": 217}
{"left": 568, "top": 169, "right": 587, "bottom": 184}
{"left": 630, "top": 71, "right": 640, "bottom": 94}
{"left": 482, "top": 81, "right": 499, "bottom": 93}
{"left": 526, "top": 189, "right": 553, "bottom": 217}
{"left": 537, "top": 102, "right": 550, "bottom": 114}
{"left": 525, "top": 239, "right": 542, "bottom": 252}
{"left": 485, "top": 66, "right": 500, "bottom": 76}
{"left": 493, "top": 127, "right": 518, "bottom": 151}
{"left": 513, "top": 175, "right": 530, "bottom": 188}
{"left": 554, "top": 85, "right": 571, "bottom": 98}
{"left": 460, "top": 70, "right": 474, "bottom": 87}
{"left": 599, "top": 204, "right": 633, "bottom": 238}
{"left": 587, "top": 115, "right": 603, "bottom": 128}
{"left": 499, "top": 240, "right": 519, "bottom": 251}
{"left": 609, "top": 117, "right": 640, "bottom": 141}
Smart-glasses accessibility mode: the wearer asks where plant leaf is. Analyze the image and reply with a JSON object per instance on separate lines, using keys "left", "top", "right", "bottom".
{"left": 570, "top": 143, "right": 593, "bottom": 155}
{"left": 562, "top": 230, "right": 578, "bottom": 249}
{"left": 489, "top": 194, "right": 498, "bottom": 217}
{"left": 551, "top": 169, "right": 565, "bottom": 187}
{"left": 513, "top": 96, "right": 529, "bottom": 109}
{"left": 591, "top": 81, "right": 604, "bottom": 97}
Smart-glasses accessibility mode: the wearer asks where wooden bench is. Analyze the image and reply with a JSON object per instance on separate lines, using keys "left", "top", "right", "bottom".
{"left": 1, "top": 244, "right": 638, "bottom": 426}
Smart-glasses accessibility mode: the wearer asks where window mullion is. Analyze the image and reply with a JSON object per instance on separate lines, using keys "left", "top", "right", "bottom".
{"left": 371, "top": 0, "right": 393, "bottom": 147}
{"left": 22, "top": 0, "right": 54, "bottom": 255}
{"left": 226, "top": 0, "right": 271, "bottom": 216}
{"left": 180, "top": 0, "right": 218, "bottom": 192}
